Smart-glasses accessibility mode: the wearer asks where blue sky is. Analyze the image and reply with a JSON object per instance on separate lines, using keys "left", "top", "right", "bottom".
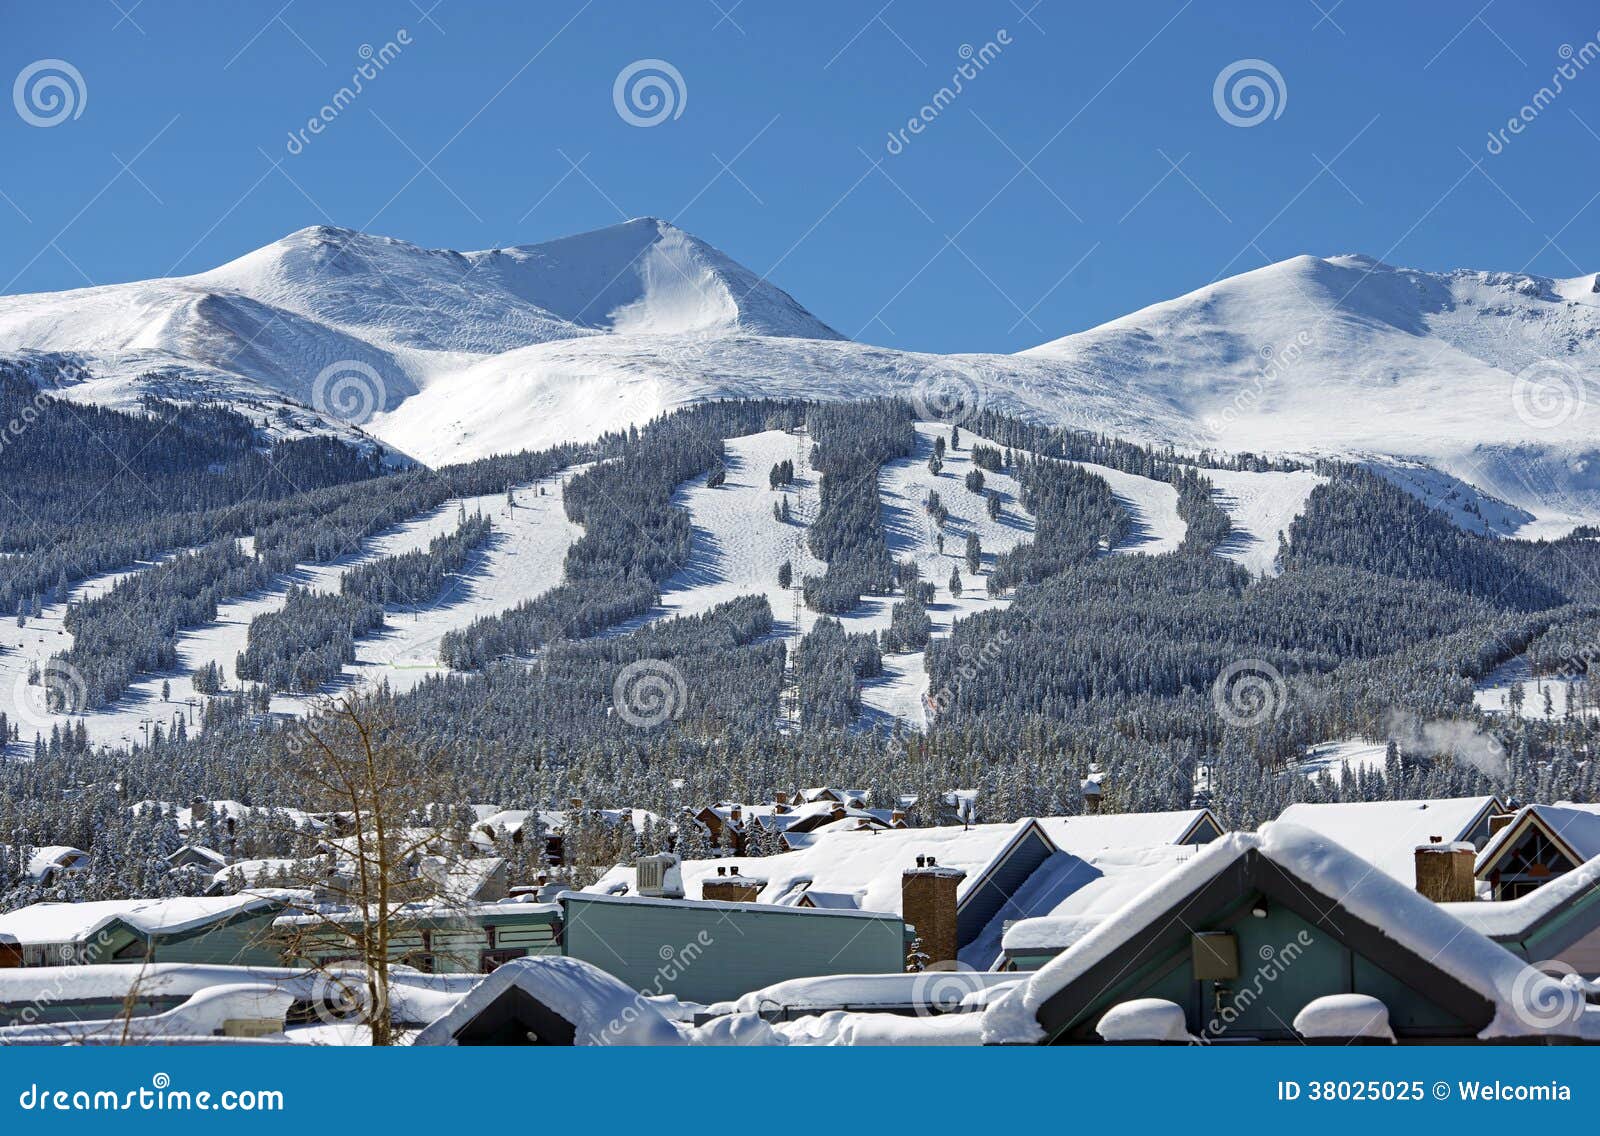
{"left": 3, "top": 1, "right": 1598, "bottom": 353}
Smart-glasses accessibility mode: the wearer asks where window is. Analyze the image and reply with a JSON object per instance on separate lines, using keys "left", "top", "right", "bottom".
{"left": 480, "top": 949, "right": 524, "bottom": 973}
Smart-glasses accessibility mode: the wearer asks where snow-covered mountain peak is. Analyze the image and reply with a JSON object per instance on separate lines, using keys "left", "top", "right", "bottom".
{"left": 462, "top": 216, "right": 842, "bottom": 340}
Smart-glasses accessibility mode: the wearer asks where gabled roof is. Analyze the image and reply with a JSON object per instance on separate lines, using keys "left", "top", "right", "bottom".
{"left": 0, "top": 892, "right": 294, "bottom": 947}
{"left": 1476, "top": 803, "right": 1600, "bottom": 875}
{"left": 23, "top": 846, "right": 88, "bottom": 881}
{"left": 992, "top": 845, "right": 1199, "bottom": 958}
{"left": 1274, "top": 796, "right": 1501, "bottom": 884}
{"left": 1444, "top": 854, "right": 1600, "bottom": 946}
{"left": 982, "top": 823, "right": 1599, "bottom": 1044}
{"left": 413, "top": 957, "right": 682, "bottom": 1047}
{"left": 1036, "top": 809, "right": 1220, "bottom": 856}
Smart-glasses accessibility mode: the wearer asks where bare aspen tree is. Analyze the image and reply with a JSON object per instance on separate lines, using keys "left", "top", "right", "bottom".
{"left": 268, "top": 694, "right": 470, "bottom": 1046}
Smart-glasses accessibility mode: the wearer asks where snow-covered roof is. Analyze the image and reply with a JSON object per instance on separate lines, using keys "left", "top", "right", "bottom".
{"left": 23, "top": 846, "right": 87, "bottom": 881}
{"left": 1476, "top": 802, "right": 1600, "bottom": 872}
{"left": 1036, "top": 810, "right": 1217, "bottom": 855}
{"left": 211, "top": 858, "right": 305, "bottom": 888}
{"left": 1444, "top": 854, "right": 1600, "bottom": 940}
{"left": 992, "top": 845, "right": 1198, "bottom": 957}
{"left": 982, "top": 823, "right": 1600, "bottom": 1044}
{"left": 589, "top": 820, "right": 1040, "bottom": 917}
{"left": 0, "top": 892, "right": 295, "bottom": 947}
{"left": 1274, "top": 796, "right": 1499, "bottom": 884}
{"left": 413, "top": 956, "right": 682, "bottom": 1046}
{"left": 1293, "top": 993, "right": 1393, "bottom": 1041}
{"left": 709, "top": 970, "right": 1019, "bottom": 1017}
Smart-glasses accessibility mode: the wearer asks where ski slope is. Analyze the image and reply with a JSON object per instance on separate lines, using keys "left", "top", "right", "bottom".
{"left": 1066, "top": 461, "right": 1185, "bottom": 556}
{"left": 1206, "top": 467, "right": 1326, "bottom": 577}
{"left": 1474, "top": 654, "right": 1595, "bottom": 720}
{"left": 4, "top": 475, "right": 581, "bottom": 749}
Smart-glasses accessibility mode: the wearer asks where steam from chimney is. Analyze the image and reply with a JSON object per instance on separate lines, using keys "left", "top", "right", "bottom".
{"left": 1385, "top": 710, "right": 1506, "bottom": 779}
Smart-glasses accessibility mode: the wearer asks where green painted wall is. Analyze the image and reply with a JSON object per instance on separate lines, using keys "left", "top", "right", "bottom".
{"left": 561, "top": 894, "right": 904, "bottom": 1004}
{"left": 1058, "top": 892, "right": 1472, "bottom": 1041}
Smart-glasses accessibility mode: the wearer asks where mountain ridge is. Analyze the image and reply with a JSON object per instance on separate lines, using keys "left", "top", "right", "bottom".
{"left": 1, "top": 222, "right": 1596, "bottom": 535}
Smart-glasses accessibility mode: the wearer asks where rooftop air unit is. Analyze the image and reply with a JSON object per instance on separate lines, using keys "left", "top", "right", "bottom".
{"left": 635, "top": 852, "right": 685, "bottom": 899}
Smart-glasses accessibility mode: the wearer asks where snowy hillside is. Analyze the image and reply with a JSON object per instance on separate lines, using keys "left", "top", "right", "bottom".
{"left": 2, "top": 222, "right": 1597, "bottom": 534}
{"left": 1022, "top": 255, "right": 1600, "bottom": 535}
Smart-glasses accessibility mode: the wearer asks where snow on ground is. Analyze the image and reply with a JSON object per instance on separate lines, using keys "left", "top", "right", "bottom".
{"left": 0, "top": 554, "right": 183, "bottom": 752}
{"left": 1066, "top": 461, "right": 1184, "bottom": 555}
{"left": 638, "top": 425, "right": 1327, "bottom": 728}
{"left": 1286, "top": 738, "right": 1390, "bottom": 781}
{"left": 1368, "top": 460, "right": 1533, "bottom": 539}
{"left": 629, "top": 428, "right": 824, "bottom": 636}
{"left": 614, "top": 424, "right": 1038, "bottom": 728}
{"left": 1206, "top": 467, "right": 1326, "bottom": 576}
{"left": 1474, "top": 654, "right": 1594, "bottom": 720}
{"left": 8, "top": 474, "right": 581, "bottom": 749}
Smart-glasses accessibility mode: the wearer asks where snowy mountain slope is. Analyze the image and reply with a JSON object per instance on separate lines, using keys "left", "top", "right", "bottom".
{"left": 0, "top": 218, "right": 838, "bottom": 449}
{"left": 4, "top": 475, "right": 580, "bottom": 749}
{"left": 1205, "top": 467, "right": 1326, "bottom": 577}
{"left": 1065, "top": 461, "right": 1185, "bottom": 556}
{"left": 1021, "top": 255, "right": 1600, "bottom": 535}
{"left": 3, "top": 220, "right": 1597, "bottom": 533}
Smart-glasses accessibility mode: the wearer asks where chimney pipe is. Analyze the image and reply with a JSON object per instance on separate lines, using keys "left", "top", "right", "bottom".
{"left": 902, "top": 858, "right": 967, "bottom": 969}
{"left": 1414, "top": 842, "right": 1475, "bottom": 903}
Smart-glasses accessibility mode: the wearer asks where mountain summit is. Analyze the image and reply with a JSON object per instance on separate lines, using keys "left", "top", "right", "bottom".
{"left": 0, "top": 227, "right": 1596, "bottom": 532}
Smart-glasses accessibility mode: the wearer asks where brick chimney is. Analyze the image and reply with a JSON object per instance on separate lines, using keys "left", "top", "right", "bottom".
{"left": 1488, "top": 812, "right": 1516, "bottom": 838}
{"left": 701, "top": 864, "right": 765, "bottom": 903}
{"left": 903, "top": 855, "right": 967, "bottom": 969}
{"left": 1414, "top": 837, "right": 1476, "bottom": 903}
